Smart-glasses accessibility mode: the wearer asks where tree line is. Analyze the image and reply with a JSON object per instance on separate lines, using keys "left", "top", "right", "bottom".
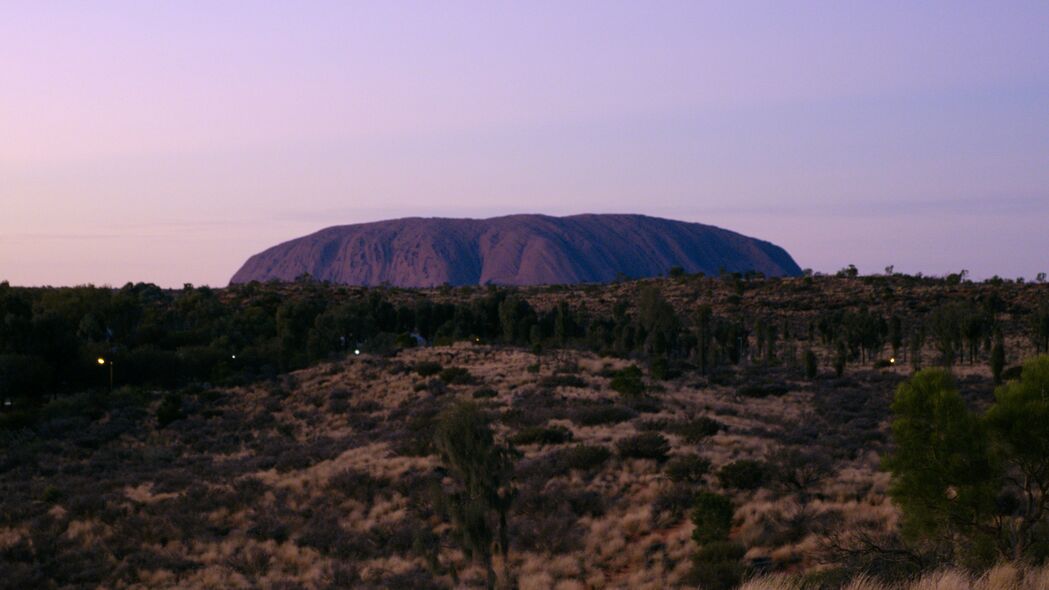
{"left": 1, "top": 275, "right": 1047, "bottom": 412}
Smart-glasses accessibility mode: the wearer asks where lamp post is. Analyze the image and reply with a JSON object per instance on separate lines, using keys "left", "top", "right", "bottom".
{"left": 97, "top": 357, "right": 113, "bottom": 391}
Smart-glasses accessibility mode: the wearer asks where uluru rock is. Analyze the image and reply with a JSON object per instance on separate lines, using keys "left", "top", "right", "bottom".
{"left": 230, "top": 214, "right": 802, "bottom": 287}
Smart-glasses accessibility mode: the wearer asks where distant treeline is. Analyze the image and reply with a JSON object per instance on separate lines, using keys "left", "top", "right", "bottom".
{"left": 1, "top": 273, "right": 1048, "bottom": 406}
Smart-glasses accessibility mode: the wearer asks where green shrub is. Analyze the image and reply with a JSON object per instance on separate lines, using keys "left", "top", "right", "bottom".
{"left": 572, "top": 405, "right": 637, "bottom": 426}
{"left": 626, "top": 396, "right": 662, "bottom": 414}
{"left": 610, "top": 365, "right": 645, "bottom": 396}
{"left": 616, "top": 432, "right": 670, "bottom": 462}
{"left": 414, "top": 361, "right": 443, "bottom": 377}
{"left": 156, "top": 393, "right": 184, "bottom": 428}
{"left": 540, "top": 374, "right": 587, "bottom": 388}
{"left": 510, "top": 425, "right": 573, "bottom": 446}
{"left": 718, "top": 459, "right": 767, "bottom": 490}
{"left": 650, "top": 356, "right": 670, "bottom": 381}
{"left": 558, "top": 445, "right": 611, "bottom": 471}
{"left": 665, "top": 454, "right": 711, "bottom": 483}
{"left": 42, "top": 485, "right": 63, "bottom": 503}
{"left": 439, "top": 366, "right": 474, "bottom": 385}
{"left": 687, "top": 541, "right": 746, "bottom": 590}
{"left": 1003, "top": 365, "right": 1023, "bottom": 381}
{"left": 672, "top": 417, "right": 722, "bottom": 443}
{"left": 691, "top": 491, "right": 734, "bottom": 544}
{"left": 736, "top": 383, "right": 789, "bottom": 398}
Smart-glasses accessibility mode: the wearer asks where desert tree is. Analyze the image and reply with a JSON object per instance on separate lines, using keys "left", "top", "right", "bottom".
{"left": 1032, "top": 301, "right": 1049, "bottom": 354}
{"left": 983, "top": 356, "right": 1049, "bottom": 560}
{"left": 883, "top": 369, "right": 998, "bottom": 564}
{"left": 637, "top": 286, "right": 680, "bottom": 357}
{"left": 434, "top": 401, "right": 517, "bottom": 589}
{"left": 803, "top": 348, "right": 819, "bottom": 380}
{"left": 927, "top": 303, "right": 967, "bottom": 367}
{"left": 990, "top": 330, "right": 1005, "bottom": 385}
{"left": 693, "top": 304, "right": 714, "bottom": 374}
{"left": 886, "top": 359, "right": 1049, "bottom": 563}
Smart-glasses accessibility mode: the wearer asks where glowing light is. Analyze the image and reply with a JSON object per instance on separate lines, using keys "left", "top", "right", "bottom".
{"left": 97, "top": 357, "right": 106, "bottom": 365}
{"left": 890, "top": 357, "right": 896, "bottom": 365}
{"left": 354, "top": 349, "right": 360, "bottom": 355}
{"left": 231, "top": 355, "right": 237, "bottom": 359}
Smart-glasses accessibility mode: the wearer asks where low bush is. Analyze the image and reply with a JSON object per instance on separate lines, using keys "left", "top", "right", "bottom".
{"left": 616, "top": 432, "right": 670, "bottom": 462}
{"left": 691, "top": 491, "right": 734, "bottom": 544}
{"left": 540, "top": 374, "right": 587, "bottom": 388}
{"left": 571, "top": 405, "right": 637, "bottom": 426}
{"left": 671, "top": 417, "right": 723, "bottom": 443}
{"left": 510, "top": 425, "right": 573, "bottom": 446}
{"left": 626, "top": 396, "right": 663, "bottom": 414}
{"left": 156, "top": 393, "right": 184, "bottom": 428}
{"left": 718, "top": 459, "right": 768, "bottom": 490}
{"left": 737, "top": 383, "right": 790, "bottom": 398}
{"left": 653, "top": 483, "right": 695, "bottom": 526}
{"left": 438, "top": 366, "right": 474, "bottom": 385}
{"left": 557, "top": 445, "right": 611, "bottom": 472}
{"left": 610, "top": 366, "right": 645, "bottom": 396}
{"left": 414, "top": 361, "right": 443, "bottom": 377}
{"left": 329, "top": 468, "right": 390, "bottom": 503}
{"left": 687, "top": 541, "right": 746, "bottom": 590}
{"left": 473, "top": 387, "right": 498, "bottom": 399}
{"left": 665, "top": 454, "right": 711, "bottom": 483}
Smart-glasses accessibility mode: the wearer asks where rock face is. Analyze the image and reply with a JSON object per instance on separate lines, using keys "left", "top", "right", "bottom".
{"left": 230, "top": 214, "right": 802, "bottom": 287}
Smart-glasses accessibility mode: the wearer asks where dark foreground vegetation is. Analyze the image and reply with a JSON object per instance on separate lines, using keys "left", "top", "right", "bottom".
{"left": 2, "top": 271, "right": 1049, "bottom": 588}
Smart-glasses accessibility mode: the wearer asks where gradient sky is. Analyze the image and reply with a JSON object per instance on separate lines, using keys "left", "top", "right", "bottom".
{"left": 3, "top": 1, "right": 1048, "bottom": 287}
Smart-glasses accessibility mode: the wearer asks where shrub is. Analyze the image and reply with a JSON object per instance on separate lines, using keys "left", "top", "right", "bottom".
{"left": 687, "top": 541, "right": 746, "bottom": 590}
{"left": 571, "top": 405, "right": 637, "bottom": 426}
{"left": 1003, "top": 365, "right": 1023, "bottom": 382}
{"left": 510, "top": 425, "right": 573, "bottom": 446}
{"left": 557, "top": 445, "right": 611, "bottom": 472}
{"left": 438, "top": 366, "right": 474, "bottom": 385}
{"left": 691, "top": 491, "right": 734, "bottom": 544}
{"left": 414, "top": 361, "right": 443, "bottom": 377}
{"left": 248, "top": 513, "right": 290, "bottom": 543}
{"left": 540, "top": 374, "right": 587, "bottom": 388}
{"left": 718, "top": 459, "right": 768, "bottom": 490}
{"left": 156, "top": 393, "right": 184, "bottom": 428}
{"left": 616, "top": 432, "right": 670, "bottom": 462}
{"left": 415, "top": 379, "right": 446, "bottom": 395}
{"left": 650, "top": 356, "right": 670, "bottom": 380}
{"left": 665, "top": 454, "right": 711, "bottom": 483}
{"left": 473, "top": 387, "right": 498, "bottom": 399}
{"left": 804, "top": 349, "right": 818, "bottom": 379}
{"left": 653, "top": 484, "right": 695, "bottom": 526}
{"left": 625, "top": 396, "right": 662, "bottom": 414}
{"left": 329, "top": 468, "right": 389, "bottom": 504}
{"left": 610, "top": 365, "right": 645, "bottom": 396}
{"left": 737, "top": 383, "right": 790, "bottom": 398}
{"left": 672, "top": 417, "right": 722, "bottom": 443}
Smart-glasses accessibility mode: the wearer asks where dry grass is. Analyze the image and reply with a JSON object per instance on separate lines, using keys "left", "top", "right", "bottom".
{"left": 0, "top": 342, "right": 1007, "bottom": 588}
{"left": 743, "top": 564, "right": 1049, "bottom": 590}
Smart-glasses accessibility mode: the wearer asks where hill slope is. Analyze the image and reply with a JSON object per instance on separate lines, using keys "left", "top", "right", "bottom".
{"left": 230, "top": 214, "right": 802, "bottom": 286}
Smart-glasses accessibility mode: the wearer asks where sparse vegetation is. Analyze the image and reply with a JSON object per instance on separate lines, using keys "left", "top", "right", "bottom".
{"left": 616, "top": 432, "right": 671, "bottom": 462}
{"left": 2, "top": 274, "right": 1049, "bottom": 588}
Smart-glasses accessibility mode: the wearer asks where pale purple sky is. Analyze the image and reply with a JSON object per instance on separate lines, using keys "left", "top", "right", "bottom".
{"left": 3, "top": 1, "right": 1048, "bottom": 287}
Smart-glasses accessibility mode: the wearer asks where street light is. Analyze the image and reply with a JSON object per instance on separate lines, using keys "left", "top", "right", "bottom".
{"left": 97, "top": 357, "right": 113, "bottom": 391}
